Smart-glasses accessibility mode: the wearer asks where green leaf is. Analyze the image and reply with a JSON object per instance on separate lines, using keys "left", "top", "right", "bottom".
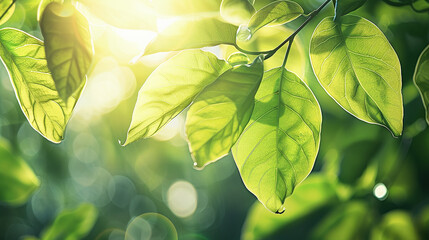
{"left": 77, "top": 0, "right": 157, "bottom": 30}
{"left": 371, "top": 211, "right": 420, "bottom": 240}
{"left": 41, "top": 203, "right": 98, "bottom": 240}
{"left": 227, "top": 52, "right": 251, "bottom": 66}
{"left": 242, "top": 174, "right": 339, "bottom": 240}
{"left": 232, "top": 67, "right": 322, "bottom": 213}
{"left": 311, "top": 201, "right": 373, "bottom": 240}
{"left": 186, "top": 56, "right": 264, "bottom": 169}
{"left": 220, "top": 0, "right": 255, "bottom": 25}
{"left": 144, "top": 17, "right": 237, "bottom": 55}
{"left": 310, "top": 16, "right": 403, "bottom": 137}
{"left": 0, "top": 0, "right": 16, "bottom": 25}
{"left": 124, "top": 50, "right": 231, "bottom": 145}
{"left": 37, "top": 0, "right": 62, "bottom": 21}
{"left": 0, "top": 28, "right": 83, "bottom": 143}
{"left": 334, "top": 0, "right": 367, "bottom": 20}
{"left": 248, "top": 0, "right": 303, "bottom": 34}
{"left": 125, "top": 213, "right": 178, "bottom": 240}
{"left": 414, "top": 44, "right": 429, "bottom": 125}
{"left": 40, "top": 2, "right": 93, "bottom": 101}
{"left": 0, "top": 139, "right": 39, "bottom": 206}
{"left": 152, "top": 0, "right": 222, "bottom": 16}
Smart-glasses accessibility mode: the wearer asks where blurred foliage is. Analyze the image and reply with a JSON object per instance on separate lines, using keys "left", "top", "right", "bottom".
{"left": 0, "top": 0, "right": 428, "bottom": 239}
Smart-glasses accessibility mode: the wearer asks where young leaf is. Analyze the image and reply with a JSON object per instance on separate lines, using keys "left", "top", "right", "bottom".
{"left": 0, "top": 28, "right": 83, "bottom": 143}
{"left": 41, "top": 203, "right": 98, "bottom": 240}
{"left": 220, "top": 0, "right": 255, "bottom": 25}
{"left": 144, "top": 17, "right": 237, "bottom": 55}
{"left": 186, "top": 56, "right": 264, "bottom": 169}
{"left": 232, "top": 68, "right": 322, "bottom": 213}
{"left": 310, "top": 16, "right": 403, "bottom": 137}
{"left": 124, "top": 50, "right": 231, "bottom": 145}
{"left": 152, "top": 0, "right": 221, "bottom": 16}
{"left": 40, "top": 2, "right": 93, "bottom": 101}
{"left": 0, "top": 140, "right": 39, "bottom": 206}
{"left": 242, "top": 174, "right": 339, "bottom": 240}
{"left": 248, "top": 0, "right": 303, "bottom": 34}
{"left": 334, "top": 0, "right": 367, "bottom": 20}
{"left": 413, "top": 44, "right": 429, "bottom": 125}
{"left": 78, "top": 0, "right": 157, "bottom": 30}
{"left": 227, "top": 52, "right": 251, "bottom": 66}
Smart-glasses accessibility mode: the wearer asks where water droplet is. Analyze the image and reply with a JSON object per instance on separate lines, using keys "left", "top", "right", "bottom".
{"left": 237, "top": 25, "right": 252, "bottom": 42}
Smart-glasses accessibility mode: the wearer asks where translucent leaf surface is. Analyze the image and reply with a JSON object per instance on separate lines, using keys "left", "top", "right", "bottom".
{"left": 310, "top": 16, "right": 403, "bottom": 136}
{"left": 41, "top": 203, "right": 98, "bottom": 240}
{"left": 248, "top": 0, "right": 303, "bottom": 33}
{"left": 124, "top": 50, "right": 231, "bottom": 145}
{"left": 0, "top": 0, "right": 16, "bottom": 25}
{"left": 41, "top": 2, "right": 92, "bottom": 100}
{"left": 144, "top": 17, "right": 237, "bottom": 55}
{"left": 0, "top": 28, "right": 83, "bottom": 143}
{"left": 232, "top": 67, "right": 322, "bottom": 213}
{"left": 242, "top": 174, "right": 338, "bottom": 240}
{"left": 0, "top": 140, "right": 39, "bottom": 206}
{"left": 221, "top": 0, "right": 255, "bottom": 25}
{"left": 414, "top": 44, "right": 429, "bottom": 125}
{"left": 334, "top": 0, "right": 367, "bottom": 20}
{"left": 186, "top": 56, "right": 264, "bottom": 168}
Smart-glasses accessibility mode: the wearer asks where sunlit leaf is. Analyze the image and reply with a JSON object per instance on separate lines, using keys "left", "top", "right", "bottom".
{"left": 37, "top": 0, "right": 62, "bottom": 21}
{"left": 248, "top": 1, "right": 303, "bottom": 34}
{"left": 0, "top": 28, "right": 83, "bottom": 143}
{"left": 0, "top": 140, "right": 39, "bottom": 206}
{"left": 41, "top": 2, "right": 92, "bottom": 101}
{"left": 310, "top": 16, "right": 403, "bottom": 137}
{"left": 221, "top": 0, "right": 255, "bottom": 25}
{"left": 232, "top": 67, "right": 322, "bottom": 213}
{"left": 124, "top": 50, "right": 231, "bottom": 145}
{"left": 311, "top": 201, "right": 373, "bottom": 240}
{"left": 144, "top": 17, "right": 237, "bottom": 55}
{"left": 0, "top": 0, "right": 16, "bottom": 25}
{"left": 334, "top": 0, "right": 367, "bottom": 20}
{"left": 78, "top": 0, "right": 157, "bottom": 30}
{"left": 152, "top": 0, "right": 222, "bottom": 16}
{"left": 414, "top": 44, "right": 429, "bottom": 125}
{"left": 227, "top": 52, "right": 251, "bottom": 66}
{"left": 125, "top": 213, "right": 178, "bottom": 240}
{"left": 186, "top": 56, "right": 264, "bottom": 169}
{"left": 41, "top": 203, "right": 98, "bottom": 240}
{"left": 371, "top": 211, "right": 420, "bottom": 240}
{"left": 242, "top": 174, "right": 338, "bottom": 240}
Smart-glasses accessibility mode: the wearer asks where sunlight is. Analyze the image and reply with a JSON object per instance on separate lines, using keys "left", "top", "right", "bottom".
{"left": 373, "top": 183, "right": 388, "bottom": 201}
{"left": 167, "top": 181, "right": 198, "bottom": 218}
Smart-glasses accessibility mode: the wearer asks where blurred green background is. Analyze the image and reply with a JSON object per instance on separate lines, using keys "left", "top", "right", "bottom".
{"left": 1, "top": 0, "right": 429, "bottom": 239}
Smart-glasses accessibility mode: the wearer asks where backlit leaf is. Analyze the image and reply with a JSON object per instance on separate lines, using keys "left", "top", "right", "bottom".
{"left": 242, "top": 174, "right": 338, "bottom": 240}
{"left": 0, "top": 28, "right": 83, "bottom": 143}
{"left": 232, "top": 67, "right": 322, "bottom": 213}
{"left": 37, "top": 0, "right": 62, "bottom": 21}
{"left": 144, "top": 17, "right": 237, "bottom": 55}
{"left": 248, "top": 0, "right": 303, "bottom": 34}
{"left": 186, "top": 56, "right": 264, "bottom": 169}
{"left": 41, "top": 203, "right": 98, "bottom": 240}
{"left": 41, "top": 2, "right": 93, "bottom": 100}
{"left": 124, "top": 50, "right": 231, "bottom": 145}
{"left": 0, "top": 0, "right": 16, "bottom": 25}
{"left": 221, "top": 0, "right": 255, "bottom": 25}
{"left": 413, "top": 44, "right": 429, "bottom": 125}
{"left": 0, "top": 140, "right": 39, "bottom": 206}
{"left": 310, "top": 16, "right": 403, "bottom": 137}
{"left": 371, "top": 211, "right": 420, "bottom": 240}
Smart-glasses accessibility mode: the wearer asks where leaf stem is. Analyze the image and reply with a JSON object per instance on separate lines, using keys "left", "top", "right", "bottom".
{"left": 281, "top": 37, "right": 294, "bottom": 68}
{"left": 0, "top": 0, "right": 17, "bottom": 21}
{"left": 235, "top": 0, "right": 332, "bottom": 60}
